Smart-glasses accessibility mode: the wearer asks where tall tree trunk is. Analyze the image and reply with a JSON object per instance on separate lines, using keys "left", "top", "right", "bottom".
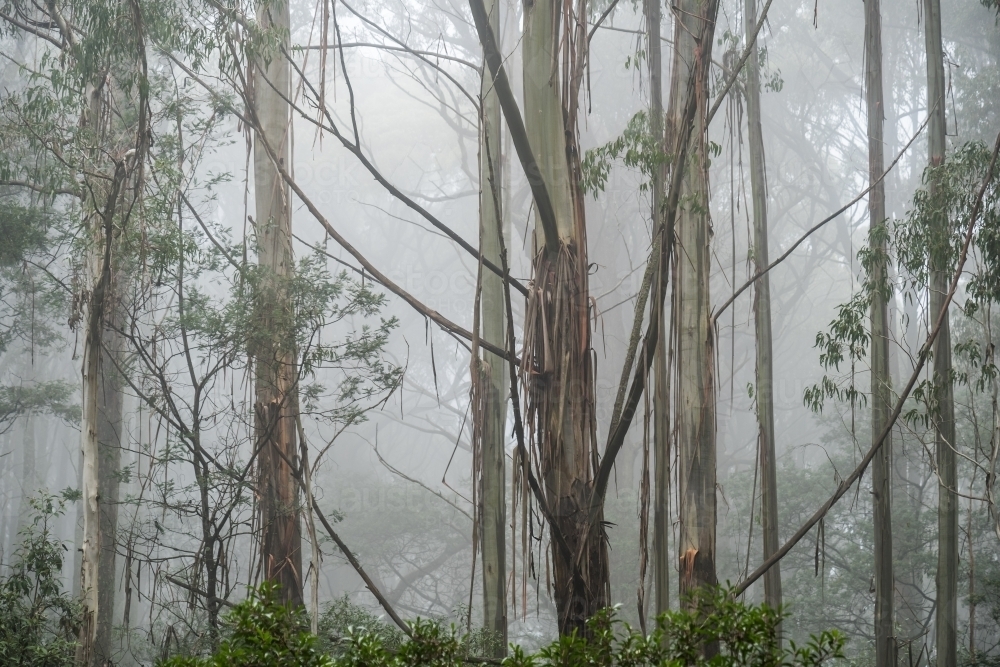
{"left": 521, "top": 0, "right": 609, "bottom": 636}
{"left": 95, "top": 315, "right": 124, "bottom": 666}
{"left": 478, "top": 0, "right": 508, "bottom": 650}
{"left": 744, "top": 0, "right": 782, "bottom": 626}
{"left": 76, "top": 80, "right": 111, "bottom": 667}
{"left": 864, "top": 3, "right": 896, "bottom": 667}
{"left": 252, "top": 0, "right": 304, "bottom": 609}
{"left": 649, "top": 0, "right": 672, "bottom": 618}
{"left": 669, "top": 0, "right": 720, "bottom": 605}
{"left": 924, "top": 1, "right": 956, "bottom": 666}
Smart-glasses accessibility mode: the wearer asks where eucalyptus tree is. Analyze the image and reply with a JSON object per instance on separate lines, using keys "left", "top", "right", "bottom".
{"left": 249, "top": 0, "right": 304, "bottom": 609}
{"left": 669, "top": 0, "right": 721, "bottom": 603}
{"left": 0, "top": 1, "right": 155, "bottom": 662}
{"left": 923, "top": 2, "right": 957, "bottom": 666}
{"left": 646, "top": 0, "right": 671, "bottom": 620}
{"left": 474, "top": 0, "right": 507, "bottom": 649}
{"left": 863, "top": 2, "right": 896, "bottom": 666}
{"left": 743, "top": 0, "right": 782, "bottom": 623}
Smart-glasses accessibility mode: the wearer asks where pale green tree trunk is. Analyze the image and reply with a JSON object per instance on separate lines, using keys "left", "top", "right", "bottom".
{"left": 924, "top": 1, "right": 956, "bottom": 665}
{"left": 670, "top": 0, "right": 720, "bottom": 604}
{"left": 252, "top": 0, "right": 304, "bottom": 609}
{"left": 479, "top": 0, "right": 508, "bottom": 650}
{"left": 744, "top": 0, "right": 782, "bottom": 628}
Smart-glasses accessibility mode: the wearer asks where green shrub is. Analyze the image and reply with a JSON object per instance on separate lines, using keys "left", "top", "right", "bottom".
{"left": 0, "top": 493, "right": 80, "bottom": 667}
{"left": 159, "top": 584, "right": 845, "bottom": 667}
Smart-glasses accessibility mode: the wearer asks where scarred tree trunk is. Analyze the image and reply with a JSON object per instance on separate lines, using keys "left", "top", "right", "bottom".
{"left": 864, "top": 3, "right": 896, "bottom": 667}
{"left": 521, "top": 0, "right": 609, "bottom": 636}
{"left": 478, "top": 0, "right": 508, "bottom": 649}
{"left": 924, "top": 1, "right": 957, "bottom": 666}
{"left": 744, "top": 0, "right": 782, "bottom": 626}
{"left": 252, "top": 0, "right": 304, "bottom": 609}
{"left": 669, "top": 0, "right": 720, "bottom": 604}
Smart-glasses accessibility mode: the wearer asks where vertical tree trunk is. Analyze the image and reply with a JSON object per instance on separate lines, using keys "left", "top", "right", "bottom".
{"left": 252, "top": 0, "right": 304, "bottom": 609}
{"left": 95, "top": 316, "right": 124, "bottom": 666}
{"left": 864, "top": 3, "right": 896, "bottom": 667}
{"left": 648, "top": 0, "right": 672, "bottom": 618}
{"left": 923, "top": 1, "right": 956, "bottom": 665}
{"left": 76, "top": 81, "right": 110, "bottom": 667}
{"left": 744, "top": 0, "right": 782, "bottom": 626}
{"left": 479, "top": 0, "right": 508, "bottom": 649}
{"left": 521, "top": 0, "right": 609, "bottom": 636}
{"left": 16, "top": 415, "right": 37, "bottom": 535}
{"left": 669, "top": 0, "right": 719, "bottom": 604}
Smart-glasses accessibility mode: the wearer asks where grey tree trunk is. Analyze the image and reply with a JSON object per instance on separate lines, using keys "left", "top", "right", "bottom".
{"left": 864, "top": 3, "right": 896, "bottom": 667}
{"left": 648, "top": 0, "right": 672, "bottom": 618}
{"left": 744, "top": 0, "right": 782, "bottom": 627}
{"left": 252, "top": 0, "right": 304, "bottom": 609}
{"left": 478, "top": 0, "right": 508, "bottom": 650}
{"left": 670, "top": 0, "right": 720, "bottom": 604}
{"left": 923, "top": 1, "right": 957, "bottom": 666}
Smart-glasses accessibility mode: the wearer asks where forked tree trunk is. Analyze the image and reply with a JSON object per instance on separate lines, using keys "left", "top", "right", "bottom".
{"left": 864, "top": 3, "right": 896, "bottom": 666}
{"left": 669, "top": 0, "right": 719, "bottom": 604}
{"left": 478, "top": 0, "right": 508, "bottom": 650}
{"left": 521, "top": 0, "right": 609, "bottom": 636}
{"left": 923, "top": 1, "right": 957, "bottom": 665}
{"left": 648, "top": 0, "right": 672, "bottom": 618}
{"left": 252, "top": 0, "right": 304, "bottom": 609}
{"left": 744, "top": 0, "right": 782, "bottom": 626}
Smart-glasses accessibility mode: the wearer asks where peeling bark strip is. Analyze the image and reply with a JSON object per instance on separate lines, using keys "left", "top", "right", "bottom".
{"left": 516, "top": 0, "right": 610, "bottom": 635}
{"left": 252, "top": 0, "right": 303, "bottom": 608}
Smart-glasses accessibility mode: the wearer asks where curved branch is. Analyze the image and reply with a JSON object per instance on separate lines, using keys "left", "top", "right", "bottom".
{"left": 734, "top": 130, "right": 1000, "bottom": 595}
{"left": 711, "top": 112, "right": 929, "bottom": 324}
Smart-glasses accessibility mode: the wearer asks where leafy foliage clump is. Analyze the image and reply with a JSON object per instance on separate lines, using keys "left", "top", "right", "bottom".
{"left": 0, "top": 493, "right": 81, "bottom": 667}
{"left": 160, "top": 584, "right": 844, "bottom": 667}
{"left": 160, "top": 583, "right": 333, "bottom": 667}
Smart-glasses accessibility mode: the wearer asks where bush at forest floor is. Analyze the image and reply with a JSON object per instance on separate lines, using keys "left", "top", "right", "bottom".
{"left": 158, "top": 583, "right": 845, "bottom": 667}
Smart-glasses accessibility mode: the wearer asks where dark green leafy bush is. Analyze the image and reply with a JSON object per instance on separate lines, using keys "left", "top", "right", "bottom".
{"left": 159, "top": 583, "right": 844, "bottom": 667}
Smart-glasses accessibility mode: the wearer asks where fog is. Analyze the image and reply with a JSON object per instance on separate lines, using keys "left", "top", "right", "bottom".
{"left": 0, "top": 0, "right": 998, "bottom": 663}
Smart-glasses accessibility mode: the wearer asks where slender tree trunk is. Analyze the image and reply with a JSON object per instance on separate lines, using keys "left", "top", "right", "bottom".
{"left": 95, "top": 314, "right": 124, "bottom": 666}
{"left": 648, "top": 0, "right": 672, "bottom": 618}
{"left": 744, "top": 0, "right": 782, "bottom": 627}
{"left": 864, "top": 3, "right": 896, "bottom": 667}
{"left": 923, "top": 1, "right": 957, "bottom": 665}
{"left": 521, "top": 0, "right": 609, "bottom": 635}
{"left": 478, "top": 0, "right": 508, "bottom": 651}
{"left": 669, "top": 0, "right": 720, "bottom": 605}
{"left": 16, "top": 415, "right": 37, "bottom": 535}
{"left": 252, "top": 0, "right": 304, "bottom": 609}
